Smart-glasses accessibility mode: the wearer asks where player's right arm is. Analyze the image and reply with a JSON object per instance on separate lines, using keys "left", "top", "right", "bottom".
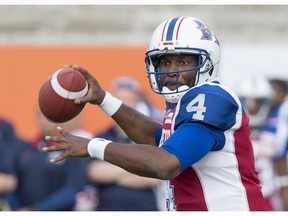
{"left": 65, "top": 64, "right": 161, "bottom": 145}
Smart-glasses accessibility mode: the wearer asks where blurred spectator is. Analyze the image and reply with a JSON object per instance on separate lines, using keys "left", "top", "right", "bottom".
{"left": 6, "top": 111, "right": 92, "bottom": 211}
{"left": 87, "top": 76, "right": 165, "bottom": 211}
{"left": 235, "top": 76, "right": 273, "bottom": 131}
{"left": 110, "top": 76, "right": 164, "bottom": 123}
{"left": 235, "top": 76, "right": 283, "bottom": 210}
{"left": 0, "top": 119, "right": 19, "bottom": 210}
{"left": 269, "top": 79, "right": 288, "bottom": 211}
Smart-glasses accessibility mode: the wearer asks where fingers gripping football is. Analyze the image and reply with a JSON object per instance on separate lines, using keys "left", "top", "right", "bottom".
{"left": 64, "top": 65, "right": 106, "bottom": 105}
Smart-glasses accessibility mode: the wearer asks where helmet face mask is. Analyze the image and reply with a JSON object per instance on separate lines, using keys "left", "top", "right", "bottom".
{"left": 145, "top": 16, "right": 220, "bottom": 103}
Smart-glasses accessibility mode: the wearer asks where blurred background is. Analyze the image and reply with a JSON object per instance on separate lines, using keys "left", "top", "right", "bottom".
{"left": 0, "top": 5, "right": 288, "bottom": 140}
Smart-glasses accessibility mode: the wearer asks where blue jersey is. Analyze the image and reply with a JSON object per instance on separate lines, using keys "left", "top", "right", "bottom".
{"left": 156, "top": 82, "right": 266, "bottom": 211}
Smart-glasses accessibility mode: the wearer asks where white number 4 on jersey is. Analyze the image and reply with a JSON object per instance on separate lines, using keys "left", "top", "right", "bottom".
{"left": 186, "top": 94, "right": 206, "bottom": 121}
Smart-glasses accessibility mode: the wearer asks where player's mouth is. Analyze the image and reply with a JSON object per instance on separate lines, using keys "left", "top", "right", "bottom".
{"left": 165, "top": 84, "right": 177, "bottom": 91}
{"left": 164, "top": 81, "right": 185, "bottom": 91}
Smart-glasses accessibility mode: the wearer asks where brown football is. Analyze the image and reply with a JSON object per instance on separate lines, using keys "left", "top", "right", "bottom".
{"left": 38, "top": 68, "right": 88, "bottom": 123}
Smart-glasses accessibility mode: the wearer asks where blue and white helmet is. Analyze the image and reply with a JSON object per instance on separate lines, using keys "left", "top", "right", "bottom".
{"left": 145, "top": 16, "right": 220, "bottom": 103}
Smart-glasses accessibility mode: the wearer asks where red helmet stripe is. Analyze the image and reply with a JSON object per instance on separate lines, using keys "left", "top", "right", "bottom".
{"left": 161, "top": 20, "right": 169, "bottom": 42}
{"left": 176, "top": 17, "right": 187, "bottom": 40}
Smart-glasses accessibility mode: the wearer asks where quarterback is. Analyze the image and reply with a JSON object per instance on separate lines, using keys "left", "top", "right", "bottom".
{"left": 43, "top": 16, "right": 267, "bottom": 211}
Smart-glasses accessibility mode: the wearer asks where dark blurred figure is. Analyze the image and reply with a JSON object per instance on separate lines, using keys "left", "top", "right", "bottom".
{"left": 6, "top": 111, "right": 92, "bottom": 211}
{"left": 0, "top": 119, "right": 19, "bottom": 210}
{"left": 269, "top": 79, "right": 288, "bottom": 211}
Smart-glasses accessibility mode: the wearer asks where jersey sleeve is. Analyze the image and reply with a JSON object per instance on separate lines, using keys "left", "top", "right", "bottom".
{"left": 161, "top": 123, "right": 216, "bottom": 172}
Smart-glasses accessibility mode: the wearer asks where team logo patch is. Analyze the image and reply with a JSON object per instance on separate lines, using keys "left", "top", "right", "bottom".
{"left": 194, "top": 20, "right": 213, "bottom": 41}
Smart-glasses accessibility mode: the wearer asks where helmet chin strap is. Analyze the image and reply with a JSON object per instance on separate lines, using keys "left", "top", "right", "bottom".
{"left": 162, "top": 85, "right": 189, "bottom": 104}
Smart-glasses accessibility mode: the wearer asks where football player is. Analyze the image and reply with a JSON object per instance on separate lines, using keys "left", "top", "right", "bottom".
{"left": 43, "top": 16, "right": 267, "bottom": 211}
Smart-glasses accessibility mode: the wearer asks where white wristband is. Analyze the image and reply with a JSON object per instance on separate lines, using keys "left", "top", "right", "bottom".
{"left": 99, "top": 91, "right": 122, "bottom": 116}
{"left": 87, "top": 138, "right": 112, "bottom": 160}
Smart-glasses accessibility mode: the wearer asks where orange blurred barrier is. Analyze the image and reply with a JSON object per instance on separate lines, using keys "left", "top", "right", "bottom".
{"left": 0, "top": 46, "right": 164, "bottom": 140}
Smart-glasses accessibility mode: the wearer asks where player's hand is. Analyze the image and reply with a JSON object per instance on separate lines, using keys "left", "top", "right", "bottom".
{"left": 63, "top": 64, "right": 106, "bottom": 105}
{"left": 42, "top": 126, "right": 90, "bottom": 163}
